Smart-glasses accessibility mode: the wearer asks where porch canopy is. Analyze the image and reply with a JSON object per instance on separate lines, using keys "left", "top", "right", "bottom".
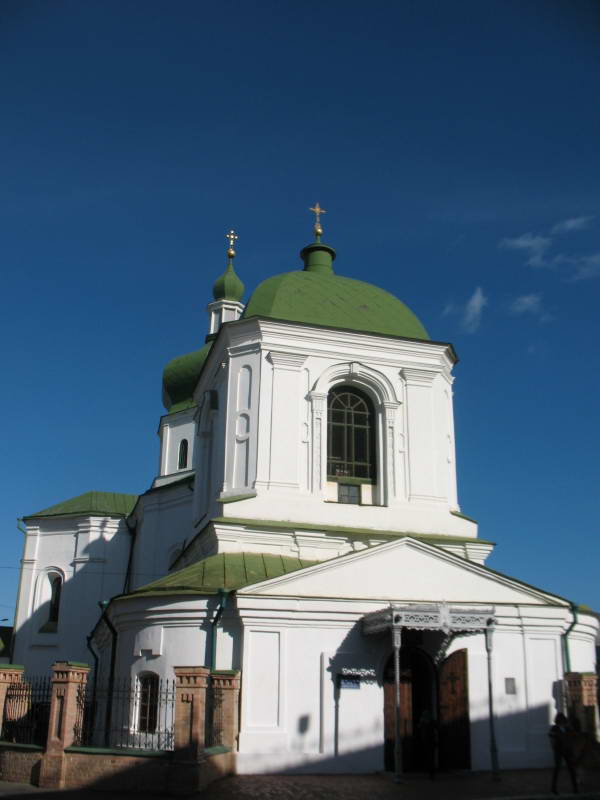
{"left": 361, "top": 602, "right": 498, "bottom": 781}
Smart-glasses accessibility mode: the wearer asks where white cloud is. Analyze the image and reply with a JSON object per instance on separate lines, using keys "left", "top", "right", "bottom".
{"left": 499, "top": 232, "right": 551, "bottom": 267}
{"left": 571, "top": 252, "right": 600, "bottom": 281}
{"left": 442, "top": 301, "right": 457, "bottom": 317}
{"left": 462, "top": 287, "right": 487, "bottom": 333}
{"left": 551, "top": 215, "right": 594, "bottom": 234}
{"left": 510, "top": 294, "right": 542, "bottom": 315}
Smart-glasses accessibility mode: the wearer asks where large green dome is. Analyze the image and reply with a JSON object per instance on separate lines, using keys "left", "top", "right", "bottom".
{"left": 242, "top": 242, "right": 429, "bottom": 340}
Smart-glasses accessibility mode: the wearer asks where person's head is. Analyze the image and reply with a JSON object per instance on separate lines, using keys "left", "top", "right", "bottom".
{"left": 555, "top": 712, "right": 567, "bottom": 724}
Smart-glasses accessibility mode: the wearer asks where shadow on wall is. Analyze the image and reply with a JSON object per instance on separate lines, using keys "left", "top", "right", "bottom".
{"left": 13, "top": 517, "right": 158, "bottom": 672}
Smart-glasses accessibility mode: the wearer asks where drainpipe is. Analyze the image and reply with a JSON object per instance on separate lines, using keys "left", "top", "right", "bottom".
{"left": 86, "top": 634, "right": 99, "bottom": 727}
{"left": 210, "top": 589, "right": 229, "bottom": 671}
{"left": 123, "top": 518, "right": 137, "bottom": 595}
{"left": 563, "top": 602, "right": 579, "bottom": 674}
{"left": 98, "top": 600, "right": 117, "bottom": 747}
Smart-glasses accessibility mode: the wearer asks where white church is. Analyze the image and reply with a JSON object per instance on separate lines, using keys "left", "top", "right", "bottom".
{"left": 12, "top": 210, "right": 598, "bottom": 775}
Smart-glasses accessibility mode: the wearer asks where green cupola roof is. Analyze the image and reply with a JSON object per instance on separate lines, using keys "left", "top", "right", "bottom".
{"left": 212, "top": 262, "right": 244, "bottom": 302}
{"left": 242, "top": 214, "right": 429, "bottom": 340}
{"left": 212, "top": 229, "right": 244, "bottom": 302}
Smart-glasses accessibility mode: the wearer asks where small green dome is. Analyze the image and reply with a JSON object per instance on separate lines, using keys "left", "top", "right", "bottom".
{"left": 212, "top": 262, "right": 244, "bottom": 302}
{"left": 162, "top": 342, "right": 212, "bottom": 412}
{"left": 243, "top": 242, "right": 429, "bottom": 340}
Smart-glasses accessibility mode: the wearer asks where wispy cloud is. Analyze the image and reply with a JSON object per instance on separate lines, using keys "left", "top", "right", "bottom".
{"left": 462, "top": 287, "right": 488, "bottom": 333}
{"left": 500, "top": 214, "right": 597, "bottom": 278}
{"left": 510, "top": 294, "right": 542, "bottom": 315}
{"left": 500, "top": 232, "right": 551, "bottom": 267}
{"left": 571, "top": 252, "right": 600, "bottom": 281}
{"left": 509, "top": 293, "right": 552, "bottom": 322}
{"left": 551, "top": 215, "right": 594, "bottom": 234}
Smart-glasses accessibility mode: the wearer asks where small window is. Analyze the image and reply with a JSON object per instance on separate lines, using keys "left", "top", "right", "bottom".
{"left": 138, "top": 673, "right": 159, "bottom": 733}
{"left": 338, "top": 483, "right": 361, "bottom": 505}
{"left": 178, "top": 439, "right": 188, "bottom": 470}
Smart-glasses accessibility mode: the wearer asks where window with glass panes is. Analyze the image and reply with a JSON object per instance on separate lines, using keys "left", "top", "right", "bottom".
{"left": 138, "top": 673, "right": 159, "bottom": 733}
{"left": 327, "top": 387, "right": 376, "bottom": 481}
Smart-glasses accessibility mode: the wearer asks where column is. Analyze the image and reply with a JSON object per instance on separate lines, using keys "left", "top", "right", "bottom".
{"left": 210, "top": 670, "right": 240, "bottom": 748}
{"left": 39, "top": 661, "right": 90, "bottom": 789}
{"left": 565, "top": 671, "right": 599, "bottom": 735}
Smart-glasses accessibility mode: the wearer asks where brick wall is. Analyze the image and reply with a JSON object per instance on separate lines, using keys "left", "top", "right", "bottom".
{"left": 63, "top": 750, "right": 171, "bottom": 793}
{"left": 0, "top": 744, "right": 43, "bottom": 784}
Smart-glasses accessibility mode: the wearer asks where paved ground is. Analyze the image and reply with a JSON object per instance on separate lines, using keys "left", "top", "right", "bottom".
{"left": 1, "top": 769, "right": 600, "bottom": 799}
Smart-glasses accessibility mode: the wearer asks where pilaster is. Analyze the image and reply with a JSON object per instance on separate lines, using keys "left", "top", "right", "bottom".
{"left": 173, "top": 666, "right": 210, "bottom": 759}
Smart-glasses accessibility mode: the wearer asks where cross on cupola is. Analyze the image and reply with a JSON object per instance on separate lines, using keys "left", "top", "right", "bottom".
{"left": 309, "top": 203, "right": 326, "bottom": 241}
{"left": 207, "top": 229, "right": 245, "bottom": 337}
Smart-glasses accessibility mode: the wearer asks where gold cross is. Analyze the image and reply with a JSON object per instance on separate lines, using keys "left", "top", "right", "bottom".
{"left": 225, "top": 229, "right": 238, "bottom": 257}
{"left": 309, "top": 203, "right": 326, "bottom": 226}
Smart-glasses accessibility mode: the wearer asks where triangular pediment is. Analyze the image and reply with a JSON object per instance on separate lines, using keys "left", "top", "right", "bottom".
{"left": 238, "top": 537, "right": 567, "bottom": 606}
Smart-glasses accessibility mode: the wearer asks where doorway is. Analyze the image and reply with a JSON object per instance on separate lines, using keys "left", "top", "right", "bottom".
{"left": 383, "top": 639, "right": 470, "bottom": 771}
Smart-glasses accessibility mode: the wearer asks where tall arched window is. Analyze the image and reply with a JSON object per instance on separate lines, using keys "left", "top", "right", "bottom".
{"left": 327, "top": 386, "right": 376, "bottom": 495}
{"left": 138, "top": 673, "right": 159, "bottom": 734}
{"left": 48, "top": 575, "right": 62, "bottom": 623}
{"left": 178, "top": 438, "right": 188, "bottom": 470}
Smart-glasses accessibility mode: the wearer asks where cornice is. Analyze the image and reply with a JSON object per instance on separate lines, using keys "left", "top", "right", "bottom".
{"left": 267, "top": 351, "right": 308, "bottom": 370}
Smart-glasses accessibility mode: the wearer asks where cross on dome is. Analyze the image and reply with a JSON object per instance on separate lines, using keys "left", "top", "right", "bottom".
{"left": 226, "top": 229, "right": 238, "bottom": 258}
{"left": 309, "top": 203, "right": 327, "bottom": 241}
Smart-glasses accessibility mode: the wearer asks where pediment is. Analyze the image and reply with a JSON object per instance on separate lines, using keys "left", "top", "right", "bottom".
{"left": 238, "top": 537, "right": 566, "bottom": 606}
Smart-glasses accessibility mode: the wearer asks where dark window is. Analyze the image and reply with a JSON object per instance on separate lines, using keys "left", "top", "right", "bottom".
{"left": 48, "top": 576, "right": 62, "bottom": 623}
{"left": 178, "top": 439, "right": 188, "bottom": 470}
{"left": 327, "top": 387, "right": 376, "bottom": 481}
{"left": 138, "top": 673, "right": 159, "bottom": 733}
{"left": 338, "top": 483, "right": 361, "bottom": 504}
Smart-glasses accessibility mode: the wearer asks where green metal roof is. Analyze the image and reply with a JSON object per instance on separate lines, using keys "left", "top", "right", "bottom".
{"left": 213, "top": 261, "right": 244, "bottom": 302}
{"left": 25, "top": 491, "right": 138, "bottom": 520}
{"left": 126, "top": 552, "right": 318, "bottom": 597}
{"left": 243, "top": 269, "right": 428, "bottom": 341}
{"left": 162, "top": 342, "right": 212, "bottom": 412}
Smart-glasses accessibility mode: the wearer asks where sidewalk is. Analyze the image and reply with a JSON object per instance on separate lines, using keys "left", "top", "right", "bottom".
{"left": 1, "top": 770, "right": 600, "bottom": 799}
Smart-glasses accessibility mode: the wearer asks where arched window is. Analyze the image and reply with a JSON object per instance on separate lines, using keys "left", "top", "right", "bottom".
{"left": 48, "top": 575, "right": 62, "bottom": 623}
{"left": 138, "top": 673, "right": 159, "bottom": 734}
{"left": 178, "top": 438, "right": 188, "bottom": 470}
{"left": 327, "top": 386, "right": 376, "bottom": 488}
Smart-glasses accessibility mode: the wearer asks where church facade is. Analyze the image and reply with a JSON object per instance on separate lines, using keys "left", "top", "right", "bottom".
{"left": 12, "top": 217, "right": 598, "bottom": 774}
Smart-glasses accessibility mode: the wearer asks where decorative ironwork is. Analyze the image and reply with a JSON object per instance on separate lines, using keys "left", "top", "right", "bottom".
{"left": 362, "top": 602, "right": 496, "bottom": 636}
{"left": 0, "top": 676, "right": 51, "bottom": 746}
{"left": 73, "top": 677, "right": 175, "bottom": 751}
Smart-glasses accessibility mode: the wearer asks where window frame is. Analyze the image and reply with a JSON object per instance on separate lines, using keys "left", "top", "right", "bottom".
{"left": 327, "top": 386, "right": 377, "bottom": 484}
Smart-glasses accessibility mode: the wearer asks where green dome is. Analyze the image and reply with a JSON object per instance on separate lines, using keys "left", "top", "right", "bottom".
{"left": 243, "top": 242, "right": 429, "bottom": 340}
{"left": 213, "top": 262, "right": 244, "bottom": 302}
{"left": 162, "top": 342, "right": 212, "bottom": 412}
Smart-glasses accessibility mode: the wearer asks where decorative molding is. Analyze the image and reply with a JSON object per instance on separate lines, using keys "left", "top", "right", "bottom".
{"left": 267, "top": 351, "right": 308, "bottom": 370}
{"left": 313, "top": 361, "right": 400, "bottom": 404}
{"left": 400, "top": 367, "right": 438, "bottom": 387}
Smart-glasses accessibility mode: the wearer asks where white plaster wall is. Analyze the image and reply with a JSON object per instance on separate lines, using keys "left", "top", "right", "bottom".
{"left": 158, "top": 407, "right": 196, "bottom": 478}
{"left": 129, "top": 484, "right": 194, "bottom": 591}
{"left": 191, "top": 318, "right": 477, "bottom": 540}
{"left": 13, "top": 515, "right": 131, "bottom": 674}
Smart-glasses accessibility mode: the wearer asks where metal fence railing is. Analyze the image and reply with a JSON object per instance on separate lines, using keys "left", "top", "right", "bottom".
{"left": 0, "top": 676, "right": 52, "bottom": 746}
{"left": 74, "top": 677, "right": 175, "bottom": 752}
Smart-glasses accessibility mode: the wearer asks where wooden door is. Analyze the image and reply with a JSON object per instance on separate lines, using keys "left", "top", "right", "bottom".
{"left": 438, "top": 648, "right": 470, "bottom": 769}
{"left": 383, "top": 659, "right": 413, "bottom": 770}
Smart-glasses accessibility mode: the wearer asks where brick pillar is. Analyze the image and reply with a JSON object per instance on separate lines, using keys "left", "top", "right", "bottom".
{"left": 565, "top": 672, "right": 599, "bottom": 736}
{"left": 210, "top": 670, "right": 240, "bottom": 749}
{"left": 173, "top": 666, "right": 210, "bottom": 760}
{"left": 39, "top": 661, "right": 89, "bottom": 789}
{"left": 0, "top": 665, "right": 25, "bottom": 733}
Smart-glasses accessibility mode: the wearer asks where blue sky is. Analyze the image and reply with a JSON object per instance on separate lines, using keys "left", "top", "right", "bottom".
{"left": 2, "top": 0, "right": 599, "bottom": 623}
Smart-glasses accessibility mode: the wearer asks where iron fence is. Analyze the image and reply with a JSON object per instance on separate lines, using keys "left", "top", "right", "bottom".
{"left": 0, "top": 676, "right": 52, "bottom": 746}
{"left": 74, "top": 676, "right": 175, "bottom": 751}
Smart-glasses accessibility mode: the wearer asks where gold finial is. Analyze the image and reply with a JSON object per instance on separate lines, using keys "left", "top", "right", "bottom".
{"left": 309, "top": 203, "right": 327, "bottom": 240}
{"left": 226, "top": 229, "right": 238, "bottom": 259}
